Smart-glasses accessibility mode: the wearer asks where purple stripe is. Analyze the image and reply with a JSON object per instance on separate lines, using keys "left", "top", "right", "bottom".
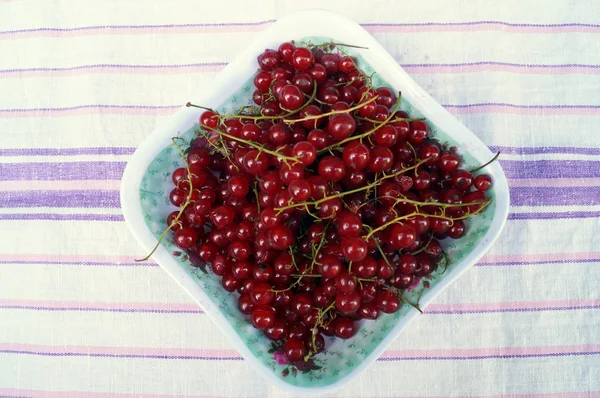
{"left": 0, "top": 350, "right": 243, "bottom": 360}
{"left": 500, "top": 160, "right": 600, "bottom": 179}
{"left": 2, "top": 212, "right": 595, "bottom": 222}
{"left": 508, "top": 212, "right": 600, "bottom": 220}
{"left": 404, "top": 61, "right": 600, "bottom": 69}
{"left": 0, "top": 147, "right": 135, "bottom": 156}
{"left": 0, "top": 305, "right": 202, "bottom": 314}
{"left": 0, "top": 190, "right": 120, "bottom": 208}
{"left": 489, "top": 145, "right": 600, "bottom": 156}
{"left": 442, "top": 103, "right": 600, "bottom": 110}
{"left": 0, "top": 213, "right": 124, "bottom": 221}
{"left": 0, "top": 104, "right": 179, "bottom": 113}
{"left": 510, "top": 186, "right": 600, "bottom": 206}
{"left": 2, "top": 103, "right": 599, "bottom": 114}
{"left": 378, "top": 351, "right": 600, "bottom": 361}
{"left": 0, "top": 62, "right": 228, "bottom": 74}
{"left": 0, "top": 20, "right": 277, "bottom": 35}
{"left": 0, "top": 260, "right": 156, "bottom": 267}
{"left": 4, "top": 160, "right": 600, "bottom": 182}
{"left": 1, "top": 20, "right": 599, "bottom": 36}
{"left": 1, "top": 186, "right": 597, "bottom": 209}
{"left": 0, "top": 161, "right": 126, "bottom": 180}
{"left": 2, "top": 348, "right": 597, "bottom": 361}
{"left": 426, "top": 305, "right": 600, "bottom": 315}
{"left": 3, "top": 61, "right": 600, "bottom": 76}
{"left": 3, "top": 304, "right": 596, "bottom": 315}
{"left": 1, "top": 146, "right": 598, "bottom": 157}
{"left": 476, "top": 258, "right": 600, "bottom": 267}
{"left": 1, "top": 257, "right": 595, "bottom": 268}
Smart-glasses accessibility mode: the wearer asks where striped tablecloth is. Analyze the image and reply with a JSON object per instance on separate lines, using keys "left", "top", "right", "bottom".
{"left": 1, "top": 1, "right": 599, "bottom": 397}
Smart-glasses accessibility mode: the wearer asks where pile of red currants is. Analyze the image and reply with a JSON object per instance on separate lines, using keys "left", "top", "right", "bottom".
{"left": 156, "top": 41, "right": 493, "bottom": 364}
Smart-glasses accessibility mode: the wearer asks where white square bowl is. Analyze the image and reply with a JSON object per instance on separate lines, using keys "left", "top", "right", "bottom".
{"left": 121, "top": 9, "right": 509, "bottom": 395}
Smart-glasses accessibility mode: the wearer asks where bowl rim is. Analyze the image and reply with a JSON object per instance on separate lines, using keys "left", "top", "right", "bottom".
{"left": 120, "top": 8, "right": 510, "bottom": 395}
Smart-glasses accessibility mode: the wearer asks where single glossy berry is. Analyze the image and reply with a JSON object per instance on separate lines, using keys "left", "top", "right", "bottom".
{"left": 279, "top": 84, "right": 305, "bottom": 110}
{"left": 257, "top": 49, "right": 280, "bottom": 71}
{"left": 327, "top": 113, "right": 356, "bottom": 140}
{"left": 318, "top": 155, "right": 346, "bottom": 182}
{"left": 200, "top": 110, "right": 219, "bottom": 130}
{"left": 368, "top": 146, "right": 394, "bottom": 173}
{"left": 343, "top": 141, "right": 370, "bottom": 170}
{"left": 284, "top": 338, "right": 306, "bottom": 361}
{"left": 292, "top": 47, "right": 315, "bottom": 71}
{"left": 228, "top": 174, "right": 250, "bottom": 198}
{"left": 341, "top": 236, "right": 368, "bottom": 262}
{"left": 335, "top": 211, "right": 363, "bottom": 237}
{"left": 453, "top": 169, "right": 473, "bottom": 191}
{"left": 269, "top": 224, "right": 295, "bottom": 251}
{"left": 210, "top": 205, "right": 236, "bottom": 229}
{"left": 333, "top": 317, "right": 356, "bottom": 339}
{"left": 387, "top": 224, "right": 417, "bottom": 250}
{"left": 251, "top": 305, "right": 276, "bottom": 329}
{"left": 335, "top": 291, "right": 361, "bottom": 315}
{"left": 375, "top": 290, "right": 401, "bottom": 314}
{"left": 288, "top": 179, "right": 312, "bottom": 202}
{"left": 335, "top": 271, "right": 358, "bottom": 294}
{"left": 174, "top": 227, "right": 198, "bottom": 249}
{"left": 318, "top": 254, "right": 343, "bottom": 279}
{"left": 448, "top": 220, "right": 466, "bottom": 239}
{"left": 474, "top": 174, "right": 492, "bottom": 191}
{"left": 278, "top": 41, "right": 295, "bottom": 63}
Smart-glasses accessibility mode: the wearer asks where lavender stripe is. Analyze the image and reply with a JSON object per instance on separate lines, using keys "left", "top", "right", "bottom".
{"left": 0, "top": 190, "right": 120, "bottom": 208}
{"left": 0, "top": 20, "right": 277, "bottom": 35}
{"left": 476, "top": 258, "right": 600, "bottom": 267}
{"left": 0, "top": 305, "right": 202, "bottom": 314}
{"left": 0, "top": 213, "right": 124, "bottom": 221}
{"left": 0, "top": 161, "right": 126, "bottom": 180}
{"left": 1, "top": 211, "right": 595, "bottom": 222}
{"left": 1, "top": 257, "right": 596, "bottom": 268}
{"left": 0, "top": 260, "right": 156, "bottom": 267}
{"left": 378, "top": 351, "right": 600, "bottom": 361}
{"left": 0, "top": 104, "right": 179, "bottom": 113}
{"left": 403, "top": 61, "right": 600, "bottom": 69}
{"left": 490, "top": 145, "right": 600, "bottom": 156}
{"left": 1, "top": 103, "right": 598, "bottom": 115}
{"left": 1, "top": 186, "right": 597, "bottom": 209}
{"left": 426, "top": 305, "right": 600, "bottom": 315}
{"left": 0, "top": 62, "right": 228, "bottom": 74}
{"left": 1, "top": 20, "right": 599, "bottom": 36}
{"left": 0, "top": 350, "right": 243, "bottom": 360}
{"left": 508, "top": 212, "right": 600, "bottom": 220}
{"left": 1, "top": 146, "right": 598, "bottom": 158}
{"left": 4, "top": 160, "right": 600, "bottom": 182}
{"left": 3, "top": 304, "right": 596, "bottom": 315}
{"left": 500, "top": 160, "right": 600, "bottom": 179}
{"left": 442, "top": 103, "right": 600, "bottom": 109}
{"left": 510, "top": 186, "right": 600, "bottom": 206}
{"left": 3, "top": 61, "right": 599, "bottom": 76}
{"left": 2, "top": 349, "right": 597, "bottom": 361}
{"left": 0, "top": 147, "right": 135, "bottom": 156}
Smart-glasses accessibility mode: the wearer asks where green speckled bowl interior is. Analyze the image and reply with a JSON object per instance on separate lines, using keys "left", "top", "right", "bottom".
{"left": 139, "top": 36, "right": 495, "bottom": 387}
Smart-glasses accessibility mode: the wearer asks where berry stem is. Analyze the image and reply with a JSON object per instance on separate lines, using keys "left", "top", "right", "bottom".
{"left": 200, "top": 123, "right": 300, "bottom": 163}
{"left": 283, "top": 95, "right": 379, "bottom": 124}
{"left": 274, "top": 158, "right": 429, "bottom": 214}
{"left": 136, "top": 137, "right": 195, "bottom": 262}
{"left": 470, "top": 151, "right": 500, "bottom": 173}
{"left": 364, "top": 197, "right": 492, "bottom": 240}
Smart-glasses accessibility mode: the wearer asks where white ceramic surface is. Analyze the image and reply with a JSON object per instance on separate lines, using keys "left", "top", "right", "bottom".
{"left": 121, "top": 9, "right": 510, "bottom": 395}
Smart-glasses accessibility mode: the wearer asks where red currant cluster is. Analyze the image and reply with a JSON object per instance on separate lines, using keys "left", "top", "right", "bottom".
{"left": 153, "top": 41, "right": 494, "bottom": 364}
